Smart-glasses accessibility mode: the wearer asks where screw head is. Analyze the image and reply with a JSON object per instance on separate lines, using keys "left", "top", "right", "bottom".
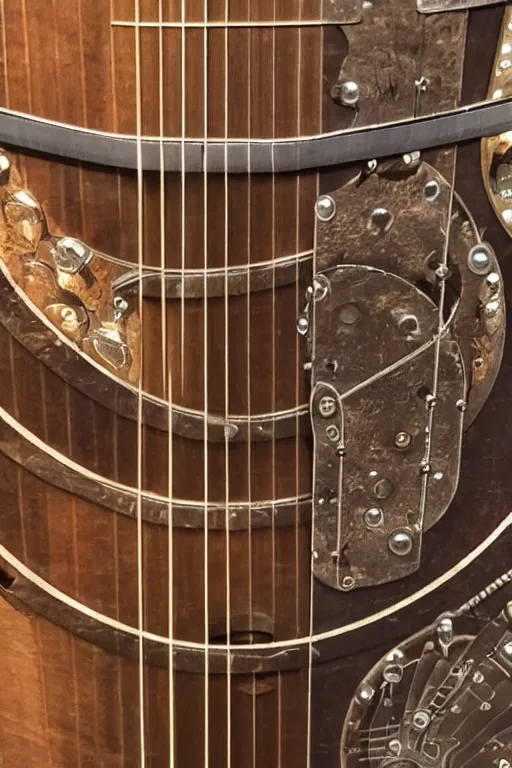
{"left": 395, "top": 431, "right": 411, "bottom": 449}
{"left": 383, "top": 663, "right": 403, "bottom": 684}
{"left": 340, "top": 80, "right": 360, "bottom": 107}
{"left": 374, "top": 477, "right": 394, "bottom": 499}
{"left": 357, "top": 683, "right": 375, "bottom": 704}
{"left": 326, "top": 425, "right": 340, "bottom": 442}
{"left": 387, "top": 739, "right": 401, "bottom": 756}
{"left": 318, "top": 395, "right": 336, "bottom": 419}
{"left": 297, "top": 315, "right": 309, "bottom": 336}
{"left": 412, "top": 710, "right": 431, "bottom": 730}
{"left": 51, "top": 237, "right": 93, "bottom": 274}
{"left": 315, "top": 195, "right": 336, "bottom": 222}
{"left": 388, "top": 529, "right": 413, "bottom": 557}
{"left": 364, "top": 507, "right": 383, "bottom": 528}
{"left": 341, "top": 575, "right": 355, "bottom": 591}
{"left": 468, "top": 243, "right": 492, "bottom": 275}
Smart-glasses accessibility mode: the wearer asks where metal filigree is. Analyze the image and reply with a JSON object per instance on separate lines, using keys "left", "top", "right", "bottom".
{"left": 341, "top": 599, "right": 512, "bottom": 767}
{"left": 307, "top": 158, "right": 505, "bottom": 590}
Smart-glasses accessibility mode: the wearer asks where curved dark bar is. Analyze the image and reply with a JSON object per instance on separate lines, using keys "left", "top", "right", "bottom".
{"left": 0, "top": 101, "right": 511, "bottom": 173}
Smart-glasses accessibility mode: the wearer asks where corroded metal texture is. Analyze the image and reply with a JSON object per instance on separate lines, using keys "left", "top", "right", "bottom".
{"left": 341, "top": 596, "right": 512, "bottom": 766}
{"left": 309, "top": 159, "right": 505, "bottom": 591}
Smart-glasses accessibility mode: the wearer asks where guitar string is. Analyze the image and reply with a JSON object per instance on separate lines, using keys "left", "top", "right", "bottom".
{"left": 307, "top": 8, "right": 324, "bottom": 767}
{"left": 134, "top": 0, "right": 146, "bottom": 762}
{"left": 223, "top": 1, "right": 233, "bottom": 767}
{"left": 203, "top": 1, "right": 211, "bottom": 766}
{"left": 158, "top": 1, "right": 176, "bottom": 765}
{"left": 271, "top": 0, "right": 278, "bottom": 762}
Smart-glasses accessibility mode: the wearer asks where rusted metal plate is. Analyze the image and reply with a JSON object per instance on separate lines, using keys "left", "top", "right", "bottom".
{"left": 310, "top": 267, "right": 465, "bottom": 590}
{"left": 418, "top": 0, "right": 505, "bottom": 11}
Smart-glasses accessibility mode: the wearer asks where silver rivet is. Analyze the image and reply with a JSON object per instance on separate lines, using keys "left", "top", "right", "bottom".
{"left": 472, "top": 671, "right": 484, "bottom": 684}
{"left": 450, "top": 704, "right": 461, "bottom": 714}
{"left": 468, "top": 243, "right": 492, "bottom": 275}
{"left": 357, "top": 683, "right": 375, "bottom": 704}
{"left": 486, "top": 272, "right": 500, "bottom": 291}
{"left": 386, "top": 649, "right": 405, "bottom": 663}
{"left": 367, "top": 159, "right": 378, "bottom": 173}
{"left": 481, "top": 702, "right": 492, "bottom": 711}
{"left": 326, "top": 425, "right": 340, "bottom": 442}
{"left": 388, "top": 529, "right": 413, "bottom": 557}
{"left": 500, "top": 59, "right": 512, "bottom": 70}
{"left": 484, "top": 300, "right": 500, "bottom": 318}
{"left": 340, "top": 80, "right": 360, "bottom": 107}
{"left": 425, "top": 180, "right": 440, "bottom": 203}
{"left": 318, "top": 396, "right": 336, "bottom": 418}
{"left": 387, "top": 739, "right": 401, "bottom": 756}
{"left": 457, "top": 399, "right": 467, "bottom": 412}
{"left": 436, "top": 264, "right": 449, "bottom": 280}
{"left": 370, "top": 207, "right": 393, "bottom": 233}
{"left": 51, "top": 237, "right": 93, "bottom": 275}
{"left": 364, "top": 507, "right": 383, "bottom": 528}
{"left": 503, "top": 641, "right": 512, "bottom": 657}
{"left": 503, "top": 209, "right": 512, "bottom": 225}
{"left": 297, "top": 315, "right": 309, "bottom": 335}
{"left": 412, "top": 710, "right": 431, "bottom": 730}
{"left": 374, "top": 478, "right": 393, "bottom": 499}
{"left": 315, "top": 196, "right": 336, "bottom": 222}
{"left": 399, "top": 314, "right": 419, "bottom": 338}
{"left": 0, "top": 153, "right": 10, "bottom": 184}
{"left": 114, "top": 296, "right": 129, "bottom": 314}
{"left": 383, "top": 664, "right": 403, "bottom": 684}
{"left": 340, "top": 303, "right": 361, "bottom": 325}
{"left": 395, "top": 431, "right": 411, "bottom": 449}
{"left": 341, "top": 575, "right": 355, "bottom": 591}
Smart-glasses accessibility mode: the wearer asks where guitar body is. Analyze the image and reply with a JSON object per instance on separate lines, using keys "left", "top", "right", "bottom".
{"left": 0, "top": 2, "right": 511, "bottom": 767}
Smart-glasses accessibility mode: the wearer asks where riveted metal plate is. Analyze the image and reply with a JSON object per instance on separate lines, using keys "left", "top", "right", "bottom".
{"left": 310, "top": 267, "right": 465, "bottom": 590}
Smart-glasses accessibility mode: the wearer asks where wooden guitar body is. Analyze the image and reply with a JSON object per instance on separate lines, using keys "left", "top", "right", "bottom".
{"left": 0, "top": 2, "right": 511, "bottom": 767}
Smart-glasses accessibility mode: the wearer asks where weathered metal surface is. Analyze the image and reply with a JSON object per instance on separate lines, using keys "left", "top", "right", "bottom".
{"left": 328, "top": 0, "right": 467, "bottom": 128}
{"left": 341, "top": 595, "right": 512, "bottom": 766}
{"left": 322, "top": 0, "right": 362, "bottom": 22}
{"left": 309, "top": 159, "right": 506, "bottom": 591}
{"left": 310, "top": 267, "right": 465, "bottom": 590}
{"left": 419, "top": 0, "right": 505, "bottom": 10}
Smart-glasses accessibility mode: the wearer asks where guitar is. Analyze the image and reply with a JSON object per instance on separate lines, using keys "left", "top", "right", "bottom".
{"left": 0, "top": 2, "right": 511, "bottom": 766}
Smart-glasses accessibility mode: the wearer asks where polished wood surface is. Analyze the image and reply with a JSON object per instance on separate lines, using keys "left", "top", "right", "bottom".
{"left": 0, "top": 3, "right": 510, "bottom": 768}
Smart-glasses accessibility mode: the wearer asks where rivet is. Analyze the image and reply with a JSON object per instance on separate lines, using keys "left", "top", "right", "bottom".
{"left": 60, "top": 307, "right": 77, "bottom": 323}
{"left": 387, "top": 739, "right": 401, "bottom": 756}
{"left": 374, "top": 478, "right": 393, "bottom": 500}
{"left": 399, "top": 314, "right": 419, "bottom": 338}
{"left": 500, "top": 59, "right": 512, "bottom": 70}
{"left": 468, "top": 243, "right": 493, "bottom": 275}
{"left": 388, "top": 529, "right": 413, "bottom": 557}
{"left": 366, "top": 159, "right": 378, "bottom": 173}
{"left": 395, "top": 431, "right": 411, "bottom": 449}
{"left": 318, "top": 396, "right": 336, "bottom": 418}
{"left": 326, "top": 425, "right": 340, "bottom": 442}
{"left": 503, "top": 641, "right": 512, "bottom": 657}
{"left": 315, "top": 196, "right": 336, "bottom": 222}
{"left": 472, "top": 671, "right": 485, "bottom": 684}
{"left": 224, "top": 424, "right": 238, "bottom": 440}
{"left": 357, "top": 683, "right": 375, "bottom": 704}
{"left": 412, "top": 710, "right": 431, "bottom": 730}
{"left": 341, "top": 575, "right": 355, "bottom": 591}
{"left": 364, "top": 507, "right": 383, "bottom": 528}
{"left": 484, "top": 300, "right": 500, "bottom": 318}
{"left": 340, "top": 80, "right": 360, "bottom": 107}
{"left": 425, "top": 179, "right": 440, "bottom": 203}
{"left": 370, "top": 207, "right": 393, "bottom": 234}
{"left": 340, "top": 303, "right": 361, "bottom": 325}
{"left": 481, "top": 702, "right": 492, "bottom": 711}
{"left": 383, "top": 663, "right": 403, "bottom": 684}
{"left": 456, "top": 399, "right": 467, "bottom": 412}
{"left": 297, "top": 315, "right": 309, "bottom": 335}
{"left": 450, "top": 704, "right": 462, "bottom": 714}
{"left": 436, "top": 264, "right": 449, "bottom": 280}
{"left": 503, "top": 209, "right": 512, "bottom": 225}
{"left": 114, "top": 296, "right": 129, "bottom": 314}
{"left": 0, "top": 153, "right": 10, "bottom": 184}
{"left": 486, "top": 272, "right": 500, "bottom": 291}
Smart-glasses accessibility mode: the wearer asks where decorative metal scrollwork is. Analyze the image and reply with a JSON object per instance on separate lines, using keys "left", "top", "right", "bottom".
{"left": 341, "top": 596, "right": 512, "bottom": 767}
{"left": 306, "top": 157, "right": 505, "bottom": 591}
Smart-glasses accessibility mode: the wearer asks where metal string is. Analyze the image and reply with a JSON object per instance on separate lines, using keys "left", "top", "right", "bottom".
{"left": 202, "top": 2, "right": 211, "bottom": 767}
{"left": 223, "top": 0, "right": 233, "bottom": 766}
{"left": 134, "top": 0, "right": 146, "bottom": 762}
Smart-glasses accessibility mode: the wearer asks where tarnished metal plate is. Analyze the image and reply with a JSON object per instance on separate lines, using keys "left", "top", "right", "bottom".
{"left": 322, "top": 0, "right": 362, "bottom": 22}
{"left": 310, "top": 267, "right": 465, "bottom": 591}
{"left": 418, "top": 0, "right": 505, "bottom": 11}
{"left": 309, "top": 158, "right": 506, "bottom": 591}
{"left": 341, "top": 599, "right": 512, "bottom": 766}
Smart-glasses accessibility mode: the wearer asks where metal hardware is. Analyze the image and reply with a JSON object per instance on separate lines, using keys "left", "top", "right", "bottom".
{"left": 418, "top": 0, "right": 505, "bottom": 10}
{"left": 341, "top": 600, "right": 512, "bottom": 766}
{"left": 339, "top": 81, "right": 360, "bottom": 108}
{"left": 51, "top": 237, "right": 93, "bottom": 274}
{"left": 0, "top": 101, "right": 510, "bottom": 174}
{"left": 308, "top": 161, "right": 505, "bottom": 591}
{"left": 315, "top": 195, "right": 336, "bottom": 222}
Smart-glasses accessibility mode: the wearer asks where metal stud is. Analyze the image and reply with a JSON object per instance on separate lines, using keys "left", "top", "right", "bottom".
{"left": 387, "top": 739, "right": 402, "bottom": 756}
{"left": 503, "top": 641, "right": 512, "bottom": 657}
{"left": 315, "top": 195, "right": 336, "bottom": 222}
{"left": 51, "top": 237, "right": 93, "bottom": 275}
{"left": 395, "top": 431, "right": 411, "bottom": 449}
{"left": 326, "top": 425, "right": 340, "bottom": 442}
{"left": 388, "top": 529, "right": 413, "bottom": 557}
{"left": 297, "top": 315, "right": 309, "bottom": 335}
{"left": 374, "top": 478, "right": 394, "bottom": 499}
{"left": 383, "top": 663, "right": 403, "bottom": 684}
{"left": 364, "top": 507, "right": 383, "bottom": 528}
{"left": 486, "top": 272, "right": 500, "bottom": 291}
{"left": 340, "top": 80, "right": 360, "bottom": 107}
{"left": 318, "top": 396, "right": 336, "bottom": 419}
{"left": 472, "top": 671, "right": 485, "bottom": 684}
{"left": 0, "top": 154, "right": 10, "bottom": 185}
{"left": 425, "top": 179, "right": 440, "bottom": 203}
{"left": 341, "top": 575, "right": 355, "bottom": 591}
{"left": 412, "top": 710, "right": 431, "bottom": 730}
{"left": 468, "top": 243, "right": 493, "bottom": 275}
{"left": 356, "top": 683, "right": 375, "bottom": 704}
